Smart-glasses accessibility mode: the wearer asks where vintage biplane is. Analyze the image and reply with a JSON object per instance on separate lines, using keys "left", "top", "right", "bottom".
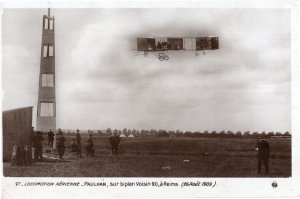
{"left": 137, "top": 37, "right": 219, "bottom": 61}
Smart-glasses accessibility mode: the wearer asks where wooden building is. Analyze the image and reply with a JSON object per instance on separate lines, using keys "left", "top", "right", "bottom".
{"left": 2, "top": 106, "right": 33, "bottom": 162}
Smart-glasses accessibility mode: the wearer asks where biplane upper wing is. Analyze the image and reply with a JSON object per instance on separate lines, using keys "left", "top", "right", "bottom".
{"left": 137, "top": 37, "right": 219, "bottom": 52}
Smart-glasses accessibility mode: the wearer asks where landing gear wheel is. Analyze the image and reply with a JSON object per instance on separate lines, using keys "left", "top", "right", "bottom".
{"left": 159, "top": 55, "right": 164, "bottom": 61}
{"left": 164, "top": 55, "right": 169, "bottom": 61}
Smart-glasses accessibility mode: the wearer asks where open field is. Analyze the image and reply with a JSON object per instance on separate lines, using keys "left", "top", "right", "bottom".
{"left": 3, "top": 136, "right": 291, "bottom": 177}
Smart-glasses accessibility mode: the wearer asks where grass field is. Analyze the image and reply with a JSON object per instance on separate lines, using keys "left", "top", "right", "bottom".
{"left": 3, "top": 136, "right": 291, "bottom": 177}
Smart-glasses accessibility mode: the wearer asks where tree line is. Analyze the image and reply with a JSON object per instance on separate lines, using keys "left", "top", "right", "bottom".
{"left": 92, "top": 128, "right": 291, "bottom": 138}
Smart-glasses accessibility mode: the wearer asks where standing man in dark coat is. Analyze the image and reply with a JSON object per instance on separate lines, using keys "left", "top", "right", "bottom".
{"left": 109, "top": 132, "right": 121, "bottom": 156}
{"left": 47, "top": 128, "right": 55, "bottom": 148}
{"left": 56, "top": 129, "right": 65, "bottom": 160}
{"left": 85, "top": 134, "right": 95, "bottom": 157}
{"left": 34, "top": 131, "right": 44, "bottom": 160}
{"left": 70, "top": 138, "right": 79, "bottom": 158}
{"left": 76, "top": 129, "right": 82, "bottom": 158}
{"left": 256, "top": 138, "right": 270, "bottom": 175}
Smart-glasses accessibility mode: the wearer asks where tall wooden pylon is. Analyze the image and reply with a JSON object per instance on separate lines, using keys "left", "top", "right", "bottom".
{"left": 36, "top": 9, "right": 56, "bottom": 132}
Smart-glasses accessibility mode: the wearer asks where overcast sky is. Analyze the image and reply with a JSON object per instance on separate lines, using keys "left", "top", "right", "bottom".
{"left": 2, "top": 8, "right": 291, "bottom": 132}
